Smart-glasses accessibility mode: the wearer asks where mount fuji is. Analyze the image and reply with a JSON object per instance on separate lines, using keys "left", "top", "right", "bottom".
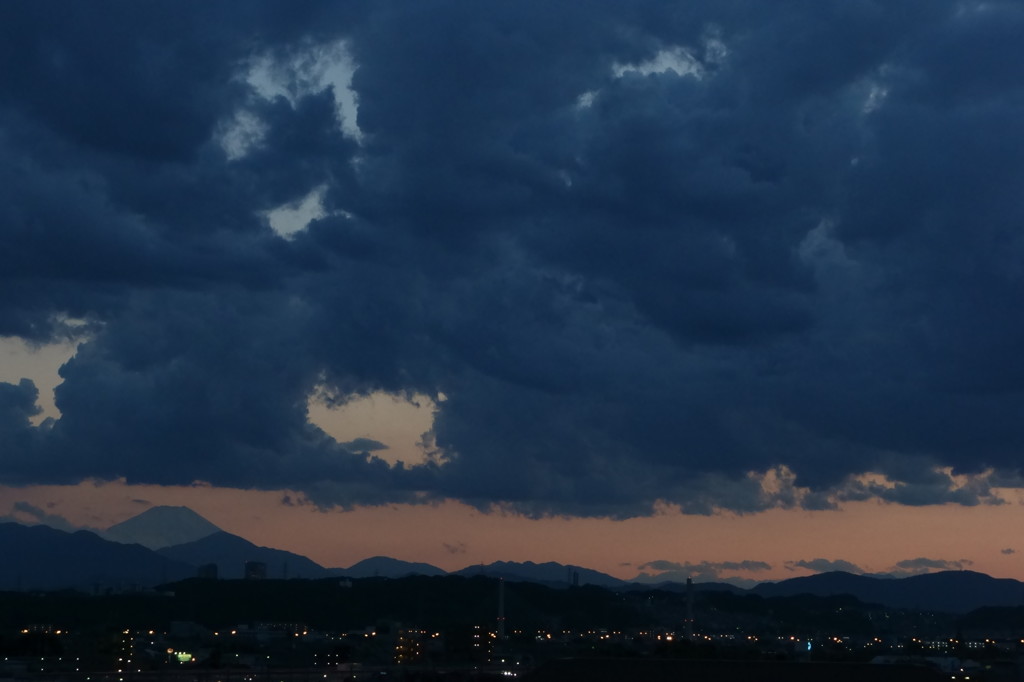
{"left": 102, "top": 505, "right": 221, "bottom": 549}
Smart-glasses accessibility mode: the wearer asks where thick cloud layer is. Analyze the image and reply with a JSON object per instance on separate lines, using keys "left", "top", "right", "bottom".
{"left": 2, "top": 0, "right": 1023, "bottom": 516}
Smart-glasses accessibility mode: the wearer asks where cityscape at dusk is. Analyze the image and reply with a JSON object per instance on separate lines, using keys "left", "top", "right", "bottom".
{"left": 3, "top": 0, "right": 1024, "bottom": 599}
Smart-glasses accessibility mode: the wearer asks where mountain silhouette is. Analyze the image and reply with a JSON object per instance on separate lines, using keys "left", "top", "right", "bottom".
{"left": 753, "top": 570, "right": 1024, "bottom": 613}
{"left": 158, "top": 530, "right": 329, "bottom": 579}
{"left": 8, "top": 512, "right": 1024, "bottom": 614}
{"left": 0, "top": 522, "right": 194, "bottom": 591}
{"left": 103, "top": 505, "right": 221, "bottom": 549}
{"left": 333, "top": 555, "right": 446, "bottom": 578}
{"left": 454, "top": 560, "right": 624, "bottom": 587}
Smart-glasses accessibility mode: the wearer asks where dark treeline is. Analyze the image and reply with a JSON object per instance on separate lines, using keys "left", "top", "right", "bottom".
{"left": 0, "top": 575, "right": 975, "bottom": 638}
{"left": 0, "top": 576, "right": 641, "bottom": 633}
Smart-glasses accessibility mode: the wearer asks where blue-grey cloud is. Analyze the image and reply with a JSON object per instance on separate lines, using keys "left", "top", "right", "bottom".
{"left": 885, "top": 557, "right": 973, "bottom": 578}
{"left": 634, "top": 559, "right": 772, "bottom": 587}
{"left": 786, "top": 558, "right": 864, "bottom": 574}
{"left": 1, "top": 0, "right": 1023, "bottom": 517}
{"left": 3, "top": 501, "right": 79, "bottom": 532}
{"left": 338, "top": 438, "right": 389, "bottom": 453}
{"left": 640, "top": 559, "right": 772, "bottom": 574}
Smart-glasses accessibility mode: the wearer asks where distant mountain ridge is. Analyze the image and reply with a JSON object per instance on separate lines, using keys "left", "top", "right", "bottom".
{"left": 334, "top": 556, "right": 446, "bottom": 578}
{"left": 158, "top": 531, "right": 330, "bottom": 580}
{"left": 752, "top": 569, "right": 1024, "bottom": 613}
{"left": 7, "top": 505, "right": 1024, "bottom": 614}
{"left": 0, "top": 522, "right": 194, "bottom": 591}
{"left": 453, "top": 560, "right": 625, "bottom": 588}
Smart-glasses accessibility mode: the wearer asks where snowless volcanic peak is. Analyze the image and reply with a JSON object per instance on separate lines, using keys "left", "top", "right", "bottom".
{"left": 103, "top": 505, "right": 221, "bottom": 550}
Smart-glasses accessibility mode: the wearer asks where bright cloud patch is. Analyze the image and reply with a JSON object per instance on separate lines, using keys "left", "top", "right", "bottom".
{"left": 265, "top": 185, "right": 327, "bottom": 238}
{"left": 246, "top": 40, "right": 362, "bottom": 141}
{"left": 307, "top": 389, "right": 436, "bottom": 468}
{"left": 613, "top": 46, "right": 704, "bottom": 79}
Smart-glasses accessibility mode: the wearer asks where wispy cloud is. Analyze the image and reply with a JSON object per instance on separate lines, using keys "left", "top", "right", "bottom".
{"left": 5, "top": 501, "right": 79, "bottom": 532}
{"left": 785, "top": 558, "right": 864, "bottom": 574}
{"left": 885, "top": 557, "right": 973, "bottom": 578}
{"left": 634, "top": 559, "right": 772, "bottom": 587}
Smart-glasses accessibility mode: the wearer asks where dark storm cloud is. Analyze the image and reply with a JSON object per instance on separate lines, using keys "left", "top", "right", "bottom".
{"left": 0, "top": 379, "right": 44, "bottom": 476}
{"left": 2, "top": 0, "right": 1023, "bottom": 516}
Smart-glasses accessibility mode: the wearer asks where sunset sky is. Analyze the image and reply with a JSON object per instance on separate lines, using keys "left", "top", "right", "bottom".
{"left": 2, "top": 0, "right": 1024, "bottom": 586}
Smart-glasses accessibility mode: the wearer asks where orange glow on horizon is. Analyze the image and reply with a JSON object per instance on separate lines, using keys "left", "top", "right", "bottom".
{"left": 1, "top": 480, "right": 1022, "bottom": 583}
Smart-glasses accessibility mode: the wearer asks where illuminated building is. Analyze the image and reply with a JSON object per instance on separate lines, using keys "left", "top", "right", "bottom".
{"left": 394, "top": 629, "right": 426, "bottom": 665}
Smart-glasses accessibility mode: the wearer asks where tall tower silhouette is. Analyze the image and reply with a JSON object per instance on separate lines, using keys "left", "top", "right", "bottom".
{"left": 497, "top": 578, "right": 506, "bottom": 640}
{"left": 685, "top": 577, "right": 695, "bottom": 638}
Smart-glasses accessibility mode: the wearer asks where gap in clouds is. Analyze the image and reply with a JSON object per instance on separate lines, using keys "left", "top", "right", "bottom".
{"left": 306, "top": 389, "right": 436, "bottom": 467}
{"left": 0, "top": 336, "right": 79, "bottom": 424}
